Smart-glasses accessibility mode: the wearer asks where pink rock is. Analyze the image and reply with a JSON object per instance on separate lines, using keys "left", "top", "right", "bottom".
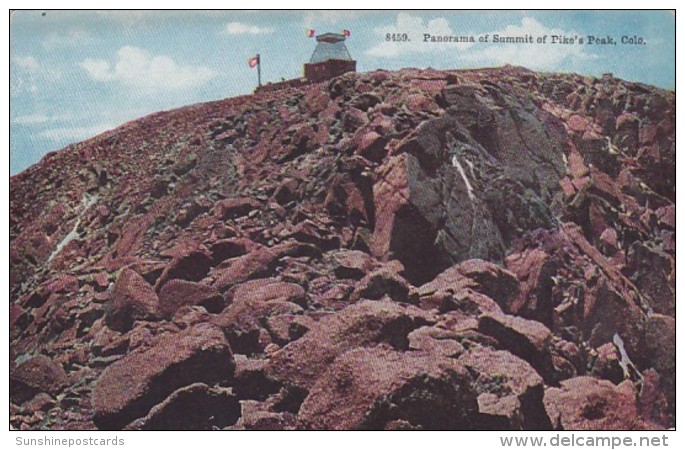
{"left": 355, "top": 131, "right": 387, "bottom": 162}
{"left": 158, "top": 279, "right": 223, "bottom": 317}
{"left": 639, "top": 123, "right": 658, "bottom": 145}
{"left": 420, "top": 259, "right": 519, "bottom": 310}
{"left": 45, "top": 274, "right": 79, "bottom": 294}
{"left": 559, "top": 177, "right": 576, "bottom": 198}
{"left": 212, "top": 278, "right": 306, "bottom": 354}
{"left": 350, "top": 267, "right": 415, "bottom": 303}
{"left": 371, "top": 155, "right": 410, "bottom": 261}
{"left": 105, "top": 268, "right": 159, "bottom": 332}
{"left": 298, "top": 346, "right": 477, "bottom": 430}
{"left": 331, "top": 250, "right": 378, "bottom": 280}
{"left": 131, "top": 383, "right": 240, "bottom": 430}
{"left": 210, "top": 247, "right": 278, "bottom": 292}
{"left": 459, "top": 346, "right": 551, "bottom": 430}
{"left": 655, "top": 205, "right": 675, "bottom": 229}
{"left": 10, "top": 356, "right": 68, "bottom": 404}
{"left": 407, "top": 326, "right": 465, "bottom": 358}
{"left": 599, "top": 227, "right": 619, "bottom": 252}
{"left": 567, "top": 115, "right": 590, "bottom": 133}
{"left": 478, "top": 312, "right": 555, "bottom": 384}
{"left": 155, "top": 247, "right": 213, "bottom": 290}
{"left": 567, "top": 148, "right": 589, "bottom": 179}
{"left": 544, "top": 377, "right": 658, "bottom": 430}
{"left": 268, "top": 300, "right": 434, "bottom": 390}
{"left": 505, "top": 248, "right": 555, "bottom": 320}
{"left": 213, "top": 197, "right": 262, "bottom": 220}
{"left": 92, "top": 323, "right": 234, "bottom": 429}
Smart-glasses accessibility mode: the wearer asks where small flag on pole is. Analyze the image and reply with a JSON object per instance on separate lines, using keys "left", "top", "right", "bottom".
{"left": 342, "top": 29, "right": 351, "bottom": 37}
{"left": 248, "top": 54, "right": 260, "bottom": 68}
{"left": 248, "top": 54, "right": 261, "bottom": 87}
{"left": 306, "top": 28, "right": 315, "bottom": 38}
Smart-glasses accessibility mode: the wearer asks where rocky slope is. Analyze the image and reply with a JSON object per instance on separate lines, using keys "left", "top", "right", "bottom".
{"left": 9, "top": 66, "right": 675, "bottom": 430}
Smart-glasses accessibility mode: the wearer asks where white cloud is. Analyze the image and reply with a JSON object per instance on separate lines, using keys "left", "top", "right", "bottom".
{"left": 14, "top": 55, "right": 39, "bottom": 71}
{"left": 11, "top": 56, "right": 39, "bottom": 95}
{"left": 39, "top": 123, "right": 115, "bottom": 142}
{"left": 80, "top": 46, "right": 216, "bottom": 92}
{"left": 303, "top": 11, "right": 362, "bottom": 27}
{"left": 222, "top": 22, "right": 274, "bottom": 35}
{"left": 365, "top": 14, "right": 595, "bottom": 70}
{"left": 463, "top": 17, "right": 595, "bottom": 70}
{"left": 12, "top": 114, "right": 54, "bottom": 125}
{"left": 366, "top": 13, "right": 475, "bottom": 58}
{"left": 42, "top": 29, "right": 92, "bottom": 49}
{"left": 11, "top": 55, "right": 60, "bottom": 96}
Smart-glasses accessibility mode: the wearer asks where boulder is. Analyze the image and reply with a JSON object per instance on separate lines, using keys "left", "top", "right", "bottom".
{"left": 212, "top": 278, "right": 305, "bottom": 354}
{"left": 458, "top": 347, "right": 551, "bottom": 430}
{"left": 590, "top": 342, "right": 624, "bottom": 384}
{"left": 298, "top": 346, "right": 477, "bottom": 430}
{"left": 155, "top": 248, "right": 213, "bottom": 290}
{"left": 233, "top": 355, "right": 280, "bottom": 401}
{"left": 237, "top": 400, "right": 298, "bottom": 430}
{"left": 10, "top": 304, "right": 31, "bottom": 338}
{"left": 21, "top": 392, "right": 56, "bottom": 414}
{"left": 543, "top": 376, "right": 657, "bottom": 430}
{"left": 105, "top": 268, "right": 159, "bottom": 332}
{"left": 210, "top": 247, "right": 278, "bottom": 292}
{"left": 131, "top": 383, "right": 240, "bottom": 430}
{"left": 478, "top": 313, "right": 556, "bottom": 385}
{"left": 158, "top": 279, "right": 223, "bottom": 317}
{"left": 10, "top": 356, "right": 68, "bottom": 404}
{"left": 268, "top": 300, "right": 434, "bottom": 390}
{"left": 638, "top": 369, "right": 672, "bottom": 428}
{"left": 505, "top": 248, "right": 556, "bottom": 324}
{"left": 626, "top": 243, "right": 675, "bottom": 316}
{"left": 407, "top": 326, "right": 465, "bottom": 358}
{"left": 209, "top": 237, "right": 253, "bottom": 264}
{"left": 214, "top": 197, "right": 261, "bottom": 220}
{"left": 420, "top": 259, "right": 520, "bottom": 309}
{"left": 349, "top": 267, "right": 415, "bottom": 303}
{"left": 92, "top": 323, "right": 235, "bottom": 429}
{"left": 581, "top": 280, "right": 647, "bottom": 368}
{"left": 331, "top": 250, "right": 378, "bottom": 280}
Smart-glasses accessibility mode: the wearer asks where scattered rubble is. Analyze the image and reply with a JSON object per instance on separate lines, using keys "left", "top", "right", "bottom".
{"left": 10, "top": 66, "right": 674, "bottom": 430}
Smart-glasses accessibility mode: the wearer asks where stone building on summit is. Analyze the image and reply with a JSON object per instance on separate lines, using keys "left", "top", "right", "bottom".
{"left": 254, "top": 31, "right": 357, "bottom": 93}
{"left": 304, "top": 32, "right": 357, "bottom": 83}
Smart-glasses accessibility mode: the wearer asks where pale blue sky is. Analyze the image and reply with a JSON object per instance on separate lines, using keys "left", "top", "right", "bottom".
{"left": 10, "top": 10, "right": 675, "bottom": 174}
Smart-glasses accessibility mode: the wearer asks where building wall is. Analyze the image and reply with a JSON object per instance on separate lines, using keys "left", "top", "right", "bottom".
{"left": 304, "top": 60, "right": 357, "bottom": 83}
{"left": 254, "top": 77, "right": 309, "bottom": 94}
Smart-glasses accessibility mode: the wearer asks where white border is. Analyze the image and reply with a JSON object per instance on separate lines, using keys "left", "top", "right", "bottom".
{"left": 3, "top": 3, "right": 681, "bottom": 449}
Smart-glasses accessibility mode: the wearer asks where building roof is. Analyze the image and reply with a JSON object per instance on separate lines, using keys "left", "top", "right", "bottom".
{"left": 316, "top": 33, "right": 346, "bottom": 43}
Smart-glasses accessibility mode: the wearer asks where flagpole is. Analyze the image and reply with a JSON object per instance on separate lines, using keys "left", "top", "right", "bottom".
{"left": 257, "top": 53, "right": 261, "bottom": 87}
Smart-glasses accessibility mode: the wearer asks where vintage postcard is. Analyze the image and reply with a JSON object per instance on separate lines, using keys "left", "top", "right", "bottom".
{"left": 9, "top": 10, "right": 675, "bottom": 436}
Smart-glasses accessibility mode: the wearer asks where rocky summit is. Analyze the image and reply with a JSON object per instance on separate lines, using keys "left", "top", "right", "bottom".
{"left": 9, "top": 66, "right": 674, "bottom": 430}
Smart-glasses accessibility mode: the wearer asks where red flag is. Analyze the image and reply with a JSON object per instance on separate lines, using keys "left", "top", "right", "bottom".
{"left": 248, "top": 54, "right": 259, "bottom": 68}
{"left": 306, "top": 28, "right": 315, "bottom": 38}
{"left": 342, "top": 29, "right": 351, "bottom": 37}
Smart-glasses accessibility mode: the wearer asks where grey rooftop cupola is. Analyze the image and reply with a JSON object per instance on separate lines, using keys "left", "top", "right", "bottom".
{"left": 304, "top": 32, "right": 356, "bottom": 83}
{"left": 309, "top": 33, "right": 353, "bottom": 64}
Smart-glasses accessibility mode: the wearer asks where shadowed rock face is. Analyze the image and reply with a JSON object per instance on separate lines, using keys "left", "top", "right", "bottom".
{"left": 375, "top": 84, "right": 566, "bottom": 285}
{"left": 9, "top": 67, "right": 674, "bottom": 430}
{"left": 92, "top": 323, "right": 234, "bottom": 430}
{"left": 298, "top": 346, "right": 478, "bottom": 430}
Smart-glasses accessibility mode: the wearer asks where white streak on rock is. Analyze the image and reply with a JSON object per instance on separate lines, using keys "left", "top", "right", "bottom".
{"left": 613, "top": 332, "right": 642, "bottom": 382}
{"left": 452, "top": 155, "right": 475, "bottom": 202}
{"left": 464, "top": 157, "right": 476, "bottom": 179}
{"left": 47, "top": 193, "right": 98, "bottom": 263}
